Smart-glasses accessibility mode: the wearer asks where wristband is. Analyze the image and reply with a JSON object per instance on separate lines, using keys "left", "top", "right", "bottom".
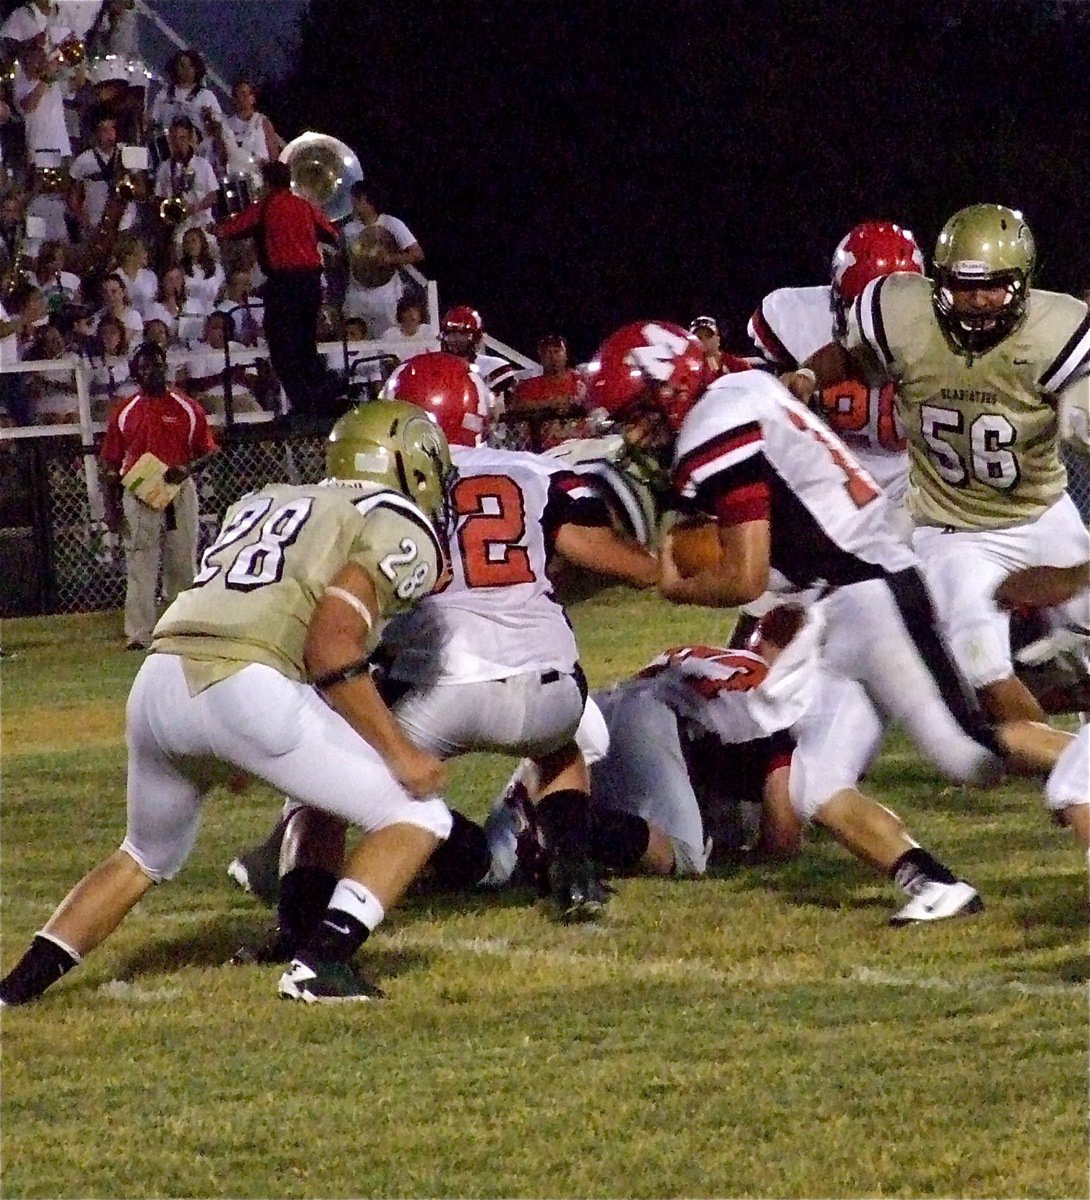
{"left": 311, "top": 656, "right": 371, "bottom": 691}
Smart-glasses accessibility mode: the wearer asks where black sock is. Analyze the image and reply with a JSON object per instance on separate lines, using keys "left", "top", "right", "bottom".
{"left": 297, "top": 908, "right": 369, "bottom": 968}
{"left": 0, "top": 934, "right": 79, "bottom": 1005}
{"left": 278, "top": 866, "right": 338, "bottom": 954}
{"left": 891, "top": 847, "right": 957, "bottom": 890}
{"left": 591, "top": 809, "right": 652, "bottom": 872}
{"left": 429, "top": 810, "right": 492, "bottom": 889}
{"left": 537, "top": 789, "right": 594, "bottom": 864}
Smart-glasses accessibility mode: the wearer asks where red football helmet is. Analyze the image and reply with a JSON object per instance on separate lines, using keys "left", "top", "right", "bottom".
{"left": 830, "top": 222, "right": 924, "bottom": 331}
{"left": 380, "top": 351, "right": 494, "bottom": 447}
{"left": 440, "top": 305, "right": 484, "bottom": 358}
{"left": 584, "top": 321, "right": 709, "bottom": 433}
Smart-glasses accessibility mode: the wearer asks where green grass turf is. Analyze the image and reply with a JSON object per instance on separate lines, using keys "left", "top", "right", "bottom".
{"left": 1, "top": 595, "right": 1086, "bottom": 1199}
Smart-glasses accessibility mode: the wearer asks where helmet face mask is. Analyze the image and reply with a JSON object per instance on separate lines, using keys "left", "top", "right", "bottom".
{"left": 830, "top": 221, "right": 924, "bottom": 338}
{"left": 439, "top": 305, "right": 483, "bottom": 360}
{"left": 326, "top": 399, "right": 454, "bottom": 529}
{"left": 932, "top": 204, "right": 1035, "bottom": 355}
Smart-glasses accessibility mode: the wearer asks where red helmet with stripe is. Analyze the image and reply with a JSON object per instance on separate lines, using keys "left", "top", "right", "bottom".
{"left": 584, "top": 321, "right": 711, "bottom": 433}
{"left": 830, "top": 222, "right": 924, "bottom": 333}
{"left": 380, "top": 351, "right": 494, "bottom": 447}
{"left": 440, "top": 305, "right": 484, "bottom": 358}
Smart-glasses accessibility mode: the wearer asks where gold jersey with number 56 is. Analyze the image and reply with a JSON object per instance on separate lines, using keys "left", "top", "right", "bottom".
{"left": 844, "top": 270, "right": 1090, "bottom": 530}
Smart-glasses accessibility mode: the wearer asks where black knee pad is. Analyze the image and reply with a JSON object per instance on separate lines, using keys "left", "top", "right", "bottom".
{"left": 428, "top": 810, "right": 492, "bottom": 890}
{"left": 590, "top": 808, "right": 652, "bottom": 872}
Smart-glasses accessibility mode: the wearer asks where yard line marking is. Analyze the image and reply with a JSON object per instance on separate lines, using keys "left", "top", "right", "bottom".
{"left": 140, "top": 916, "right": 1085, "bottom": 997}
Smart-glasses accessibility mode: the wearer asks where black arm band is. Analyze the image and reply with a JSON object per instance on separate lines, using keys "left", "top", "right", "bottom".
{"left": 311, "top": 656, "right": 371, "bottom": 692}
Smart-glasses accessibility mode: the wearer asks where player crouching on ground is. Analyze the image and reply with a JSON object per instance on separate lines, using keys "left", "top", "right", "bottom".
{"left": 0, "top": 401, "right": 456, "bottom": 1006}
{"left": 484, "top": 603, "right": 810, "bottom": 887}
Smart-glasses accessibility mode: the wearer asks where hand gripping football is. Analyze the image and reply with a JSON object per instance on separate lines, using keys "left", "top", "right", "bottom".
{"left": 668, "top": 517, "right": 722, "bottom": 577}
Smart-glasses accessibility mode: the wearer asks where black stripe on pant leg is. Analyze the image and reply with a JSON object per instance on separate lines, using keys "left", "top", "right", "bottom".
{"left": 884, "top": 567, "right": 1003, "bottom": 757}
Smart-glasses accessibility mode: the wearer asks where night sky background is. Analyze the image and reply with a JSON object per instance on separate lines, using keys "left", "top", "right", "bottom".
{"left": 172, "top": 1, "right": 1090, "bottom": 358}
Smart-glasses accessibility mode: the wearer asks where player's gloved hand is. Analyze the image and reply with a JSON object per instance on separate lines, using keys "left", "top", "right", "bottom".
{"left": 163, "top": 465, "right": 188, "bottom": 485}
{"left": 780, "top": 368, "right": 817, "bottom": 403}
{"left": 392, "top": 746, "right": 447, "bottom": 799}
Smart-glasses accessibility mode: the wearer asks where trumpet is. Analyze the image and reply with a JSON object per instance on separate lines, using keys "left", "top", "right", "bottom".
{"left": 158, "top": 194, "right": 189, "bottom": 225}
{"left": 54, "top": 37, "right": 86, "bottom": 69}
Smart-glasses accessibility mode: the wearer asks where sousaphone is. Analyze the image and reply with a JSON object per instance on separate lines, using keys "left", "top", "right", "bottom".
{"left": 348, "top": 224, "right": 399, "bottom": 288}
{"left": 279, "top": 131, "right": 362, "bottom": 224}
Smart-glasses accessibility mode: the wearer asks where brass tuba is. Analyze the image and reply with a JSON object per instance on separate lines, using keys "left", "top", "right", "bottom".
{"left": 279, "top": 132, "right": 362, "bottom": 224}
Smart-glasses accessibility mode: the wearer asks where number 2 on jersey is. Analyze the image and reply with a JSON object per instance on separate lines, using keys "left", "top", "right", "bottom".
{"left": 452, "top": 474, "right": 536, "bottom": 588}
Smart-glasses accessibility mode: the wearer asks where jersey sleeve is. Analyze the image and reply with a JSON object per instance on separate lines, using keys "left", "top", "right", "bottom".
{"left": 841, "top": 273, "right": 898, "bottom": 374}
{"left": 348, "top": 498, "right": 443, "bottom": 617}
{"left": 672, "top": 416, "right": 772, "bottom": 525}
{"left": 1039, "top": 297, "right": 1090, "bottom": 396}
{"left": 747, "top": 292, "right": 799, "bottom": 369}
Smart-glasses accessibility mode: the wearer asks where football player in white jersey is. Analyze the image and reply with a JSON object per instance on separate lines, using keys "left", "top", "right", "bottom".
{"left": 0, "top": 402, "right": 457, "bottom": 1006}
{"left": 486, "top": 604, "right": 810, "bottom": 889}
{"left": 794, "top": 205, "right": 1090, "bottom": 728}
{"left": 733, "top": 221, "right": 927, "bottom": 646}
{"left": 234, "top": 353, "right": 660, "bottom": 942}
{"left": 439, "top": 305, "right": 521, "bottom": 399}
{"left": 582, "top": 320, "right": 1073, "bottom": 925}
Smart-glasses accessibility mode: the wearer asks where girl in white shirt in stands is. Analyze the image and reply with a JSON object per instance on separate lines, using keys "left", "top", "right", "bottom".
{"left": 179, "top": 226, "right": 224, "bottom": 309}
{"left": 112, "top": 234, "right": 158, "bottom": 320}
{"left": 86, "top": 313, "right": 134, "bottom": 422}
{"left": 144, "top": 263, "right": 209, "bottom": 347}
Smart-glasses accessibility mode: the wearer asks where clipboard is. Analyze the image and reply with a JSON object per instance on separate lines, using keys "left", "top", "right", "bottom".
{"left": 121, "top": 452, "right": 182, "bottom": 511}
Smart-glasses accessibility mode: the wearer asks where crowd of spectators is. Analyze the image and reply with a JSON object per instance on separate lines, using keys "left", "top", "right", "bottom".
{"left": 0, "top": 0, "right": 440, "bottom": 432}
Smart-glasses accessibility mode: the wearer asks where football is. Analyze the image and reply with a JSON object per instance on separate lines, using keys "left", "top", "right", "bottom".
{"left": 668, "top": 517, "right": 722, "bottom": 577}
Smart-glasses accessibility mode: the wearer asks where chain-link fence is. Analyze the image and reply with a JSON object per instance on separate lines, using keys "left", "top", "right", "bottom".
{"left": 5, "top": 423, "right": 1090, "bottom": 619}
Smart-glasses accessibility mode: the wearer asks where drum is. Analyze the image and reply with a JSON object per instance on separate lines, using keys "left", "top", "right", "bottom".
{"left": 212, "top": 175, "right": 254, "bottom": 224}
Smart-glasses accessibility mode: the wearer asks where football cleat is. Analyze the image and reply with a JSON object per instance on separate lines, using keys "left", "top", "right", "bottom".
{"left": 481, "top": 781, "right": 549, "bottom": 892}
{"left": 548, "top": 856, "right": 610, "bottom": 924}
{"left": 226, "top": 844, "right": 282, "bottom": 909}
{"left": 229, "top": 925, "right": 293, "bottom": 966}
{"left": 889, "top": 880, "right": 984, "bottom": 926}
{"left": 278, "top": 959, "right": 385, "bottom": 1003}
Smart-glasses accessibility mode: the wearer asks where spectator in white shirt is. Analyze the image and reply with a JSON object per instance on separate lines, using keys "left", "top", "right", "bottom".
{"left": 144, "top": 262, "right": 208, "bottom": 346}
{"left": 94, "top": 271, "right": 142, "bottom": 342}
{"left": 149, "top": 49, "right": 221, "bottom": 145}
{"left": 85, "top": 310, "right": 133, "bottom": 421}
{"left": 179, "top": 225, "right": 224, "bottom": 308}
{"left": 112, "top": 233, "right": 157, "bottom": 318}
{"left": 392, "top": 294, "right": 438, "bottom": 357}
{"left": 181, "top": 309, "right": 263, "bottom": 416}
{"left": 31, "top": 239, "right": 78, "bottom": 313}
{"left": 1, "top": 1, "right": 69, "bottom": 48}
{"left": 153, "top": 115, "right": 218, "bottom": 239}
{"left": 25, "top": 319, "right": 77, "bottom": 423}
{"left": 214, "top": 265, "right": 263, "bottom": 345}
{"left": 220, "top": 80, "right": 283, "bottom": 176}
{"left": 13, "top": 37, "right": 83, "bottom": 168}
{"left": 68, "top": 111, "right": 136, "bottom": 238}
{"left": 342, "top": 181, "right": 423, "bottom": 337}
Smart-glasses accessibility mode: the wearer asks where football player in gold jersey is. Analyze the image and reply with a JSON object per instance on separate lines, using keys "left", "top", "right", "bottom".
{"left": 0, "top": 401, "right": 458, "bottom": 1006}
{"left": 792, "top": 204, "right": 1090, "bottom": 726}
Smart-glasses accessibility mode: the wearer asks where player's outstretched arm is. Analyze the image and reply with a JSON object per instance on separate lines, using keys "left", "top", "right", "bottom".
{"left": 554, "top": 522, "right": 660, "bottom": 587}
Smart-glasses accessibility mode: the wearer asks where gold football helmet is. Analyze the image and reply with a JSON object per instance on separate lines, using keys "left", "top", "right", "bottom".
{"left": 932, "top": 204, "right": 1036, "bottom": 353}
{"left": 326, "top": 399, "right": 453, "bottom": 527}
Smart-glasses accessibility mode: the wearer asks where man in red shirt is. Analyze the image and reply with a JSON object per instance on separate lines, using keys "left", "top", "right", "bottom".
{"left": 100, "top": 342, "right": 218, "bottom": 649}
{"left": 214, "top": 159, "right": 340, "bottom": 418}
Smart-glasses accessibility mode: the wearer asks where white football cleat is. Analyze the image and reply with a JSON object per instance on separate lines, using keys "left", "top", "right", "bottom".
{"left": 889, "top": 879, "right": 983, "bottom": 926}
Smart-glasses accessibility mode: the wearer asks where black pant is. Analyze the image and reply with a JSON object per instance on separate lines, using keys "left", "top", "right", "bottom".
{"left": 262, "top": 269, "right": 325, "bottom": 415}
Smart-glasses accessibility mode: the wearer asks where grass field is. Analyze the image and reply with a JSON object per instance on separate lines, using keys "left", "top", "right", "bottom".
{"left": 1, "top": 594, "right": 1087, "bottom": 1199}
